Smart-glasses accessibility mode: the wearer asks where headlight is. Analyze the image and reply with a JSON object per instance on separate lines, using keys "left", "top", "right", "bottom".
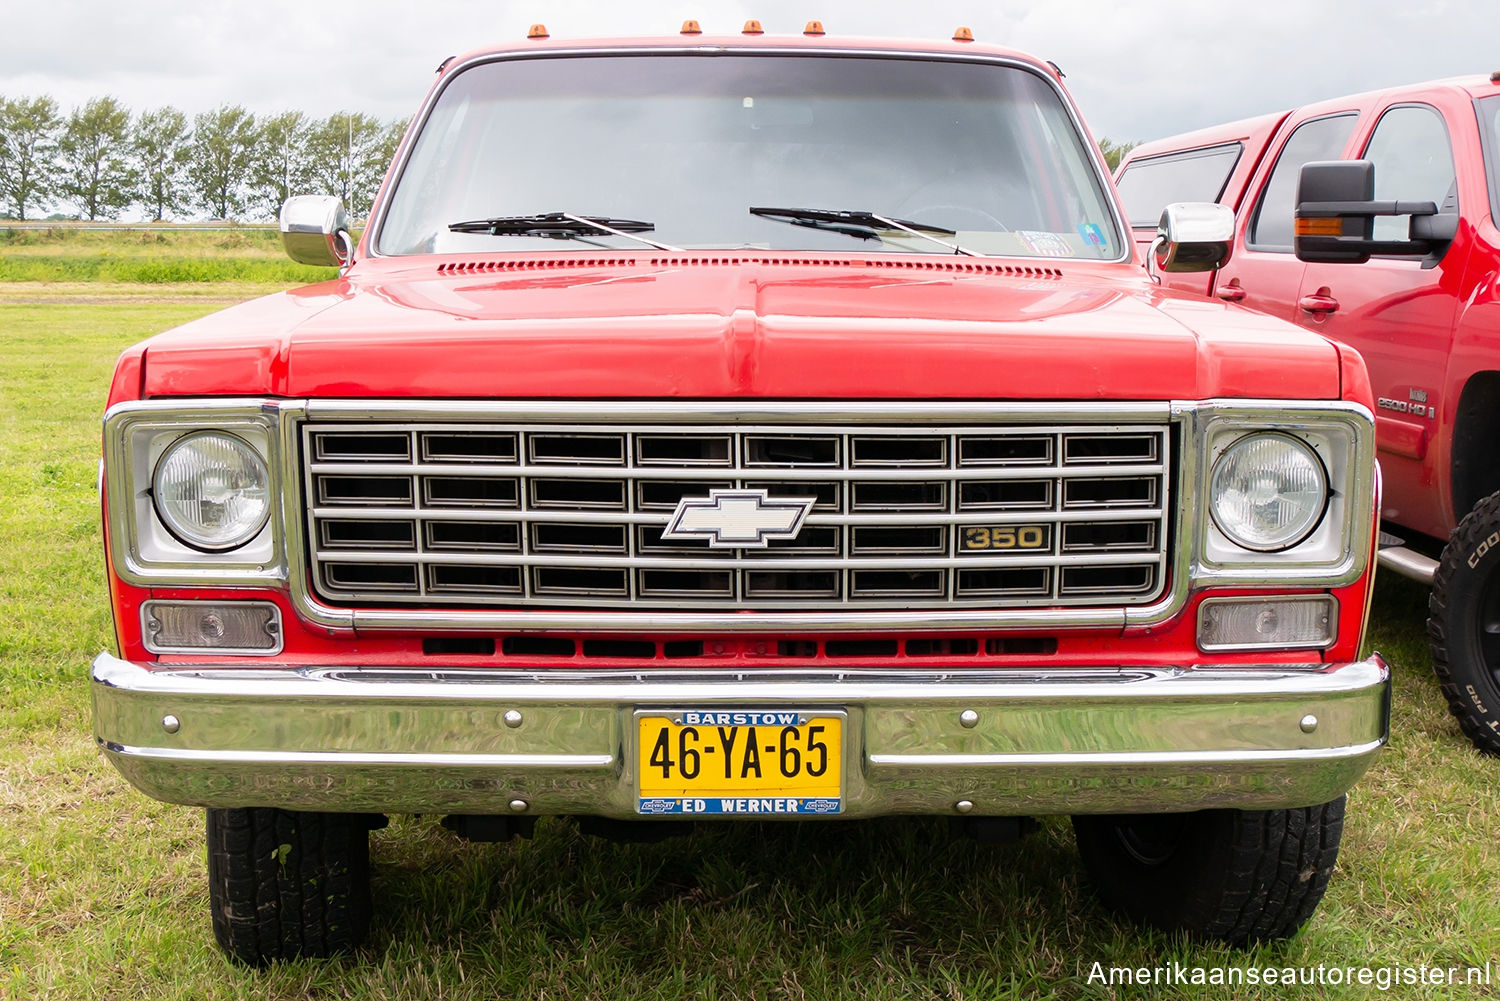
{"left": 1209, "top": 432, "right": 1328, "bottom": 552}
{"left": 152, "top": 432, "right": 271, "bottom": 551}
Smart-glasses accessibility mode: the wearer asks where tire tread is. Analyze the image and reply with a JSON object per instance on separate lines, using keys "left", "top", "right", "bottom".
{"left": 206, "top": 807, "right": 371, "bottom": 966}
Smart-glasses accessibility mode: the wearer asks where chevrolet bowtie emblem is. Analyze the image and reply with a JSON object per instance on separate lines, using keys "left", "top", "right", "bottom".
{"left": 662, "top": 489, "right": 816, "bottom": 549}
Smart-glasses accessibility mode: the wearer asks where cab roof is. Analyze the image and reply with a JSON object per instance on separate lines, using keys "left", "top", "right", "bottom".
{"left": 438, "top": 29, "right": 1061, "bottom": 81}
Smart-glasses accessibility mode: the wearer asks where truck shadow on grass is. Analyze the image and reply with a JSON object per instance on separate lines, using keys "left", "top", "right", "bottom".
{"left": 363, "top": 815, "right": 1110, "bottom": 991}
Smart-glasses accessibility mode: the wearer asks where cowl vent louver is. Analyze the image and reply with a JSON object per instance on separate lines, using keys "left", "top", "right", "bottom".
{"left": 436, "top": 256, "right": 1063, "bottom": 279}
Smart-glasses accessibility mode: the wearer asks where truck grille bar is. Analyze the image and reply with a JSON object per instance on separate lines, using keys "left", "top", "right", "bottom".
{"left": 302, "top": 421, "right": 1172, "bottom": 609}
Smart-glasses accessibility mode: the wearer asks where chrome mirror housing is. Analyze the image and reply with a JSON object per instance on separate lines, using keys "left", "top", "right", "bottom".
{"left": 279, "top": 195, "right": 353, "bottom": 268}
{"left": 1151, "top": 202, "right": 1234, "bottom": 273}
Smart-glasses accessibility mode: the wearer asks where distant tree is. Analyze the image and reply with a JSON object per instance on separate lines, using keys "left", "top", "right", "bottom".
{"left": 306, "top": 112, "right": 389, "bottom": 220}
{"left": 251, "top": 110, "right": 314, "bottom": 220}
{"left": 0, "top": 95, "right": 63, "bottom": 220}
{"left": 58, "top": 96, "right": 135, "bottom": 220}
{"left": 133, "top": 106, "right": 191, "bottom": 221}
{"left": 188, "top": 105, "right": 258, "bottom": 220}
{"left": 1098, "top": 137, "right": 1138, "bottom": 172}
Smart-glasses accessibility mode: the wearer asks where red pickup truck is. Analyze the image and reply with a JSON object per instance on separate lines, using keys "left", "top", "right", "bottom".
{"left": 91, "top": 25, "right": 1388, "bottom": 963}
{"left": 1117, "top": 76, "right": 1500, "bottom": 754}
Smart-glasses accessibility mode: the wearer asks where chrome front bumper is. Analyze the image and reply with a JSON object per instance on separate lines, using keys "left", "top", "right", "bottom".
{"left": 91, "top": 652, "right": 1389, "bottom": 818}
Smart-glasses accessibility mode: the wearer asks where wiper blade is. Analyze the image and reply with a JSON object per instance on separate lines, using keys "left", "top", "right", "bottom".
{"left": 448, "top": 212, "right": 681, "bottom": 251}
{"left": 749, "top": 206, "right": 981, "bottom": 256}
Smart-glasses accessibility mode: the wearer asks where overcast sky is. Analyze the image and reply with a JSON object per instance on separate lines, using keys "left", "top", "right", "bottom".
{"left": 4, "top": 0, "right": 1499, "bottom": 142}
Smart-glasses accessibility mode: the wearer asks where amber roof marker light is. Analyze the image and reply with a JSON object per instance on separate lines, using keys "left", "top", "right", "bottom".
{"left": 743, "top": 19, "right": 764, "bottom": 35}
{"left": 527, "top": 24, "right": 548, "bottom": 40}
{"left": 804, "top": 20, "right": 825, "bottom": 36}
{"left": 681, "top": 20, "right": 702, "bottom": 35}
{"left": 953, "top": 26, "right": 975, "bottom": 42}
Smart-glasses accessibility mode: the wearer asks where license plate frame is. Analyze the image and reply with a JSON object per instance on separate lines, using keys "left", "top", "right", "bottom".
{"left": 634, "top": 708, "right": 844, "bottom": 816}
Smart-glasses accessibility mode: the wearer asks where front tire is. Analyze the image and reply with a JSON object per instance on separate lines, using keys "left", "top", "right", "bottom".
{"left": 1428, "top": 493, "right": 1500, "bottom": 755}
{"left": 206, "top": 807, "right": 372, "bottom": 966}
{"left": 1072, "top": 798, "right": 1344, "bottom": 944}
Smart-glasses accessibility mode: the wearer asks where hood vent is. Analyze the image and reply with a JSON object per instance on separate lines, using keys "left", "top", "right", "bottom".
{"left": 436, "top": 256, "right": 1064, "bottom": 279}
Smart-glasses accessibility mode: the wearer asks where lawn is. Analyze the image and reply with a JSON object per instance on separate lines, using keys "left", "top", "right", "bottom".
{"left": 0, "top": 279, "right": 1495, "bottom": 999}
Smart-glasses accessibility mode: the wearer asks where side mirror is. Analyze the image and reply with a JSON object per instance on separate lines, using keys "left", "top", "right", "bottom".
{"left": 1294, "top": 160, "right": 1453, "bottom": 267}
{"left": 1151, "top": 202, "right": 1233, "bottom": 273}
{"left": 280, "top": 195, "right": 354, "bottom": 268}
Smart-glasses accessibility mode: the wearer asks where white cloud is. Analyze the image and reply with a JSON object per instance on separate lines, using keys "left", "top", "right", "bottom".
{"left": 4, "top": 0, "right": 1498, "bottom": 140}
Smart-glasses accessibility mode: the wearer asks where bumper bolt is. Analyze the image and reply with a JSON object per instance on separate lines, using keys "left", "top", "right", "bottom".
{"left": 503, "top": 710, "right": 523, "bottom": 728}
{"left": 161, "top": 714, "right": 180, "bottom": 734}
{"left": 509, "top": 799, "right": 529, "bottom": 813}
{"left": 955, "top": 800, "right": 974, "bottom": 813}
{"left": 959, "top": 709, "right": 979, "bottom": 728}
{"left": 1300, "top": 714, "right": 1319, "bottom": 733}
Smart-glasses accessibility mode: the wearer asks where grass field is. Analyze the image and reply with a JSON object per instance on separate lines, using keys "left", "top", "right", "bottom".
{"left": 0, "top": 226, "right": 337, "bottom": 286}
{"left": 0, "top": 243, "right": 1496, "bottom": 999}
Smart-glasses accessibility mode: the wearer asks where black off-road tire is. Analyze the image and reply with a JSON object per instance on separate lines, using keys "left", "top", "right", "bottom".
{"left": 1072, "top": 798, "right": 1345, "bottom": 944}
{"left": 206, "top": 807, "right": 372, "bottom": 966}
{"left": 1428, "top": 493, "right": 1500, "bottom": 755}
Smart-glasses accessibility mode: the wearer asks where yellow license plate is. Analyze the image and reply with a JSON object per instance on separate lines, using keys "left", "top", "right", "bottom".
{"left": 636, "top": 710, "right": 843, "bottom": 815}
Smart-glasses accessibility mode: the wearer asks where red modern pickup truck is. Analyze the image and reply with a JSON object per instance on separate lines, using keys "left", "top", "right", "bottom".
{"left": 91, "top": 25, "right": 1388, "bottom": 962}
{"left": 1117, "top": 76, "right": 1500, "bottom": 755}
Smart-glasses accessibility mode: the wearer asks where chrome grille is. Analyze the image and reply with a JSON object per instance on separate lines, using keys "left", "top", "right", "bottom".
{"left": 303, "top": 421, "right": 1172, "bottom": 609}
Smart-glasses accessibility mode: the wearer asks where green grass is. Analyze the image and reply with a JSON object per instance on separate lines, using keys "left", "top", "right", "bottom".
{"left": 0, "top": 225, "right": 338, "bottom": 285}
{"left": 0, "top": 298, "right": 1496, "bottom": 999}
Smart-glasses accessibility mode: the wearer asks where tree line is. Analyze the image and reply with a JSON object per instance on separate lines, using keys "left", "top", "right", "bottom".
{"left": 0, "top": 96, "right": 407, "bottom": 223}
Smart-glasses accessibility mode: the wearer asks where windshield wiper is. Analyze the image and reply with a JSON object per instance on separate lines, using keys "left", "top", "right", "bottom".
{"left": 448, "top": 212, "right": 682, "bottom": 252}
{"left": 749, "top": 206, "right": 981, "bottom": 257}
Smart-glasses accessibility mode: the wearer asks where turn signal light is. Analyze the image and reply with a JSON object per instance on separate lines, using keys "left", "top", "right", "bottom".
{"left": 1197, "top": 596, "right": 1337, "bottom": 652}
{"left": 1295, "top": 217, "right": 1345, "bottom": 237}
{"left": 143, "top": 600, "right": 282, "bottom": 655}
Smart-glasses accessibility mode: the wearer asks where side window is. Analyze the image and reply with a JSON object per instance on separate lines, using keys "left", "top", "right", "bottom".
{"left": 1115, "top": 143, "right": 1243, "bottom": 228}
{"left": 1248, "top": 114, "right": 1358, "bottom": 250}
{"left": 1362, "top": 105, "right": 1456, "bottom": 242}
{"left": 1480, "top": 94, "right": 1500, "bottom": 225}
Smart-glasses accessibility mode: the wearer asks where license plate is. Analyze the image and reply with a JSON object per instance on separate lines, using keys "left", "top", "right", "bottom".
{"left": 635, "top": 709, "right": 843, "bottom": 815}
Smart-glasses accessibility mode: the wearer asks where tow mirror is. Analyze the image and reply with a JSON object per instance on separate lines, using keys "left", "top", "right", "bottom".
{"left": 1151, "top": 202, "right": 1233, "bottom": 273}
{"left": 280, "top": 195, "right": 354, "bottom": 269}
{"left": 1294, "top": 160, "right": 1454, "bottom": 268}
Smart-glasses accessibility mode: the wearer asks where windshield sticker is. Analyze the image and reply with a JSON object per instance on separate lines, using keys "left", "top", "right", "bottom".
{"left": 1017, "top": 230, "right": 1073, "bottom": 257}
{"left": 1077, "top": 223, "right": 1106, "bottom": 246}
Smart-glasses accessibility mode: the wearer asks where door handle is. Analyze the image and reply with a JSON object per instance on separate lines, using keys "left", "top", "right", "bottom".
{"left": 1298, "top": 291, "right": 1340, "bottom": 314}
{"left": 1215, "top": 281, "right": 1245, "bottom": 302}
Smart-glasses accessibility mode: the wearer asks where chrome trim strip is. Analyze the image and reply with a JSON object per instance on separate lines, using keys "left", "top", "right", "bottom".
{"left": 304, "top": 461, "right": 1165, "bottom": 481}
{"left": 102, "top": 744, "right": 613, "bottom": 770}
{"left": 869, "top": 742, "right": 1384, "bottom": 767}
{"left": 302, "top": 401, "right": 1175, "bottom": 423}
{"left": 364, "top": 45, "right": 1132, "bottom": 264}
{"left": 310, "top": 507, "right": 1165, "bottom": 525}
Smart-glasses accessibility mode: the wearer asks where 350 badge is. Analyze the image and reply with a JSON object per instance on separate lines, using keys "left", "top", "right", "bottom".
{"left": 960, "top": 525, "right": 1050, "bottom": 551}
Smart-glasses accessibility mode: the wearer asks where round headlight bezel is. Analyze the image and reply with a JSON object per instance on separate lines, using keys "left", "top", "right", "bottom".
{"left": 1208, "top": 431, "right": 1329, "bottom": 553}
{"left": 151, "top": 431, "right": 272, "bottom": 553}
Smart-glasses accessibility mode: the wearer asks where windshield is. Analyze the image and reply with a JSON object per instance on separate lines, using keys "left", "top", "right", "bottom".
{"left": 376, "top": 53, "right": 1123, "bottom": 260}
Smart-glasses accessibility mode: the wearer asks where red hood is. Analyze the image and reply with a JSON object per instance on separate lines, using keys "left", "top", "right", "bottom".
{"left": 137, "top": 255, "right": 1340, "bottom": 400}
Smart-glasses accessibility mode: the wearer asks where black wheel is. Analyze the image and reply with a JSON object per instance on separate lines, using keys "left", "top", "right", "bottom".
{"left": 206, "top": 807, "right": 372, "bottom": 965}
{"left": 1072, "top": 798, "right": 1345, "bottom": 944}
{"left": 1428, "top": 492, "right": 1500, "bottom": 754}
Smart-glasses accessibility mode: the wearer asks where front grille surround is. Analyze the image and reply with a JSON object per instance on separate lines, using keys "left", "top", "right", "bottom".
{"left": 303, "top": 418, "right": 1174, "bottom": 610}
